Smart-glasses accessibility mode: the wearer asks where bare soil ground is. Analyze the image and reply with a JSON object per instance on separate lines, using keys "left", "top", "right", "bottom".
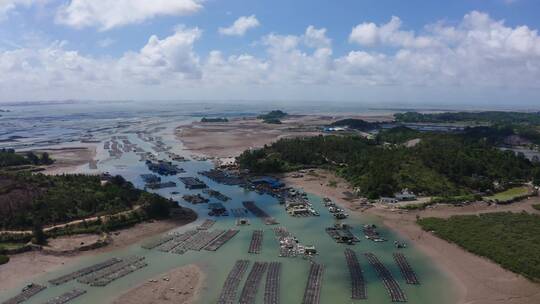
{"left": 112, "top": 264, "right": 202, "bottom": 304}
{"left": 37, "top": 145, "right": 97, "bottom": 174}
{"left": 176, "top": 114, "right": 393, "bottom": 158}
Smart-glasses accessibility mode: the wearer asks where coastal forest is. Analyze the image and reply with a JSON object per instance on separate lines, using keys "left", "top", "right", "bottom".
{"left": 237, "top": 131, "right": 540, "bottom": 199}
{"left": 0, "top": 172, "right": 180, "bottom": 230}
{"left": 418, "top": 212, "right": 540, "bottom": 281}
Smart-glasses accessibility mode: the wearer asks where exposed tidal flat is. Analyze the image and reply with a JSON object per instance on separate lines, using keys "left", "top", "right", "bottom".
{"left": 0, "top": 104, "right": 456, "bottom": 304}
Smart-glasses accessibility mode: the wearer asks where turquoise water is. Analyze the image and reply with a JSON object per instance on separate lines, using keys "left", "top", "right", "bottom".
{"left": 0, "top": 120, "right": 457, "bottom": 304}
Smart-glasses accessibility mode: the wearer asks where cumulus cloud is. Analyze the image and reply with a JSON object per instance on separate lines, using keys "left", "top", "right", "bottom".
{"left": 0, "top": 0, "right": 37, "bottom": 19}
{"left": 1, "top": 11, "right": 540, "bottom": 102}
{"left": 55, "top": 0, "right": 203, "bottom": 30}
{"left": 349, "top": 16, "right": 437, "bottom": 48}
{"left": 218, "top": 15, "right": 260, "bottom": 36}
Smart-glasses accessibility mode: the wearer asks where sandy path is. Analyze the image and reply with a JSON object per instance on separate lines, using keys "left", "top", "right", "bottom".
{"left": 0, "top": 217, "right": 196, "bottom": 293}
{"left": 112, "top": 264, "right": 203, "bottom": 304}
{"left": 283, "top": 169, "right": 540, "bottom": 304}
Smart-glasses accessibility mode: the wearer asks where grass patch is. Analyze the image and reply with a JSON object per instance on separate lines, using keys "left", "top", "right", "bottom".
{"left": 418, "top": 212, "right": 540, "bottom": 281}
{"left": 485, "top": 186, "right": 530, "bottom": 202}
{"left": 0, "top": 255, "right": 9, "bottom": 265}
{"left": 0, "top": 242, "right": 26, "bottom": 251}
{"left": 533, "top": 204, "right": 540, "bottom": 211}
{"left": 327, "top": 180, "right": 337, "bottom": 188}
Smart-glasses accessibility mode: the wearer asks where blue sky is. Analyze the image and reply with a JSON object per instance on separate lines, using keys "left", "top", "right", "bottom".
{"left": 1, "top": 0, "right": 539, "bottom": 106}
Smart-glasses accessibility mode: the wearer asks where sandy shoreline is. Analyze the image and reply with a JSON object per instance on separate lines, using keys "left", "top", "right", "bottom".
{"left": 176, "top": 114, "right": 393, "bottom": 159}
{"left": 36, "top": 144, "right": 98, "bottom": 174}
{"left": 283, "top": 169, "right": 540, "bottom": 304}
{"left": 112, "top": 264, "right": 203, "bottom": 304}
{"left": 0, "top": 217, "right": 195, "bottom": 294}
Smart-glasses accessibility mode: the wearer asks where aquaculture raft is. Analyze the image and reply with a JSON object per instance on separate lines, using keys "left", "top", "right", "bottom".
{"left": 264, "top": 262, "right": 282, "bottom": 304}
{"left": 41, "top": 289, "right": 86, "bottom": 304}
{"left": 197, "top": 219, "right": 216, "bottom": 230}
{"left": 364, "top": 253, "right": 407, "bottom": 302}
{"left": 242, "top": 201, "right": 279, "bottom": 225}
{"left": 344, "top": 249, "right": 367, "bottom": 300}
{"left": 77, "top": 256, "right": 147, "bottom": 287}
{"left": 49, "top": 258, "right": 122, "bottom": 285}
{"left": 393, "top": 253, "right": 420, "bottom": 285}
{"left": 217, "top": 260, "right": 251, "bottom": 304}
{"left": 302, "top": 263, "right": 324, "bottom": 304}
{"left": 239, "top": 262, "right": 269, "bottom": 304}
{"left": 2, "top": 284, "right": 46, "bottom": 304}
{"left": 205, "top": 229, "right": 239, "bottom": 251}
{"left": 248, "top": 230, "right": 264, "bottom": 254}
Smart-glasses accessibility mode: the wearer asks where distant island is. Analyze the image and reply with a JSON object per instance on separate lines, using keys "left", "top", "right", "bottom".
{"left": 257, "top": 110, "right": 287, "bottom": 124}
{"left": 201, "top": 117, "right": 228, "bottom": 123}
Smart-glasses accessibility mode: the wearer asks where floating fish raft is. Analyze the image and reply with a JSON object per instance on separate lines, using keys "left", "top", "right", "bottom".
{"left": 2, "top": 284, "right": 46, "bottom": 304}
{"left": 365, "top": 253, "right": 407, "bottom": 302}
{"left": 302, "top": 263, "right": 324, "bottom": 304}
{"left": 239, "top": 262, "right": 268, "bottom": 304}
{"left": 393, "top": 253, "right": 420, "bottom": 285}
{"left": 242, "top": 201, "right": 279, "bottom": 225}
{"left": 41, "top": 289, "right": 86, "bottom": 304}
{"left": 264, "top": 262, "right": 282, "bottom": 304}
{"left": 248, "top": 230, "right": 264, "bottom": 254}
{"left": 217, "top": 260, "right": 251, "bottom": 304}
{"left": 143, "top": 229, "right": 238, "bottom": 254}
{"left": 77, "top": 256, "right": 147, "bottom": 287}
{"left": 344, "top": 249, "right": 367, "bottom": 300}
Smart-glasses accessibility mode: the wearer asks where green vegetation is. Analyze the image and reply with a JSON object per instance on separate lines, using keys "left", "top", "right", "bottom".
{"left": 0, "top": 173, "right": 179, "bottom": 229}
{"left": 257, "top": 110, "right": 287, "bottom": 124}
{"left": 262, "top": 118, "right": 282, "bottom": 124}
{"left": 533, "top": 204, "right": 540, "bottom": 211}
{"left": 237, "top": 134, "right": 538, "bottom": 199}
{"left": 0, "top": 148, "right": 53, "bottom": 168}
{"left": 395, "top": 111, "right": 540, "bottom": 125}
{"left": 485, "top": 186, "right": 530, "bottom": 202}
{"left": 330, "top": 119, "right": 379, "bottom": 131}
{"left": 201, "top": 117, "right": 228, "bottom": 123}
{"left": 0, "top": 255, "right": 9, "bottom": 265}
{"left": 418, "top": 212, "right": 540, "bottom": 281}
{"left": 376, "top": 127, "right": 422, "bottom": 144}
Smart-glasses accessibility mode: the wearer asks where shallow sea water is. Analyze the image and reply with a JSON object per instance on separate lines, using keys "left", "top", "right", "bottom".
{"left": 0, "top": 106, "right": 457, "bottom": 304}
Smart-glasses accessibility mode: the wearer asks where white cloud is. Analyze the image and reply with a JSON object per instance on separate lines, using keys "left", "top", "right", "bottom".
{"left": 349, "top": 16, "right": 437, "bottom": 48}
{"left": 0, "top": 0, "right": 37, "bottom": 19}
{"left": 55, "top": 0, "right": 203, "bottom": 30}
{"left": 1, "top": 12, "right": 540, "bottom": 103}
{"left": 304, "top": 25, "right": 331, "bottom": 48}
{"left": 219, "top": 15, "right": 260, "bottom": 36}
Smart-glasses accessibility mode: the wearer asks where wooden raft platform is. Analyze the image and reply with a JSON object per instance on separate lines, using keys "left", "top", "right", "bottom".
{"left": 393, "top": 253, "right": 420, "bottom": 285}
{"left": 364, "top": 253, "right": 407, "bottom": 302}
{"left": 264, "top": 262, "right": 282, "bottom": 304}
{"left": 205, "top": 229, "right": 239, "bottom": 251}
{"left": 42, "top": 289, "right": 86, "bottom": 304}
{"left": 242, "top": 201, "right": 279, "bottom": 225}
{"left": 217, "top": 260, "right": 251, "bottom": 304}
{"left": 239, "top": 262, "right": 269, "bottom": 304}
{"left": 49, "top": 258, "right": 122, "bottom": 285}
{"left": 302, "top": 263, "right": 324, "bottom": 304}
{"left": 197, "top": 219, "right": 216, "bottom": 230}
{"left": 344, "top": 249, "right": 367, "bottom": 300}
{"left": 2, "top": 284, "right": 46, "bottom": 304}
{"left": 248, "top": 230, "right": 264, "bottom": 254}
